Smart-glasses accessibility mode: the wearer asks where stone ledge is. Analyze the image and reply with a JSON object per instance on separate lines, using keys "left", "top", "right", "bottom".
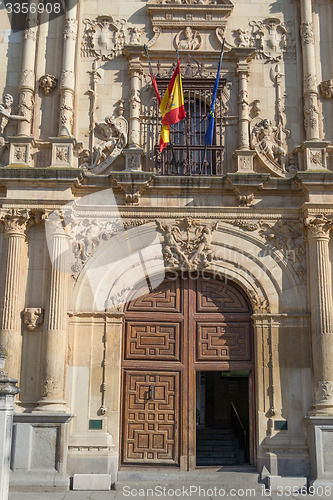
{"left": 72, "top": 474, "right": 112, "bottom": 491}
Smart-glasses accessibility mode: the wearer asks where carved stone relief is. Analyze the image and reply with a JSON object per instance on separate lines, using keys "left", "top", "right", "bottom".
{"left": 249, "top": 18, "right": 294, "bottom": 62}
{"left": 128, "top": 27, "right": 144, "bottom": 45}
{"left": 22, "top": 308, "right": 44, "bottom": 331}
{"left": 39, "top": 74, "right": 57, "bottom": 95}
{"left": 320, "top": 80, "right": 333, "bottom": 99}
{"left": 250, "top": 116, "right": 286, "bottom": 175}
{"left": 258, "top": 220, "right": 306, "bottom": 281}
{"left": 88, "top": 99, "right": 128, "bottom": 174}
{"left": 176, "top": 27, "right": 202, "bottom": 50}
{"left": 232, "top": 29, "right": 251, "bottom": 48}
{"left": 81, "top": 16, "right": 127, "bottom": 60}
{"left": 300, "top": 22, "right": 314, "bottom": 45}
{"left": 157, "top": 217, "right": 218, "bottom": 271}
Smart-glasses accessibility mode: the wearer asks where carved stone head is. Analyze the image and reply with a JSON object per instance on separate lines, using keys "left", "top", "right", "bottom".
{"left": 22, "top": 308, "right": 44, "bottom": 331}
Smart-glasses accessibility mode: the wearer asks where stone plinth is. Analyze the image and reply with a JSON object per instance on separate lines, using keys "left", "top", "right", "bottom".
{"left": 304, "top": 416, "right": 333, "bottom": 486}
{"left": 10, "top": 413, "right": 74, "bottom": 490}
{"left": 0, "top": 347, "right": 19, "bottom": 500}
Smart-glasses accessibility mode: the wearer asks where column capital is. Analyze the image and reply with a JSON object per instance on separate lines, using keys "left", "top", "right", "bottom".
{"left": 0, "top": 209, "right": 31, "bottom": 237}
{"left": 304, "top": 214, "right": 333, "bottom": 240}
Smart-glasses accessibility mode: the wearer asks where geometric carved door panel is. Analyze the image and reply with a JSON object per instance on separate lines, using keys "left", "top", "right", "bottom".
{"left": 122, "top": 275, "right": 253, "bottom": 468}
{"left": 122, "top": 371, "right": 179, "bottom": 464}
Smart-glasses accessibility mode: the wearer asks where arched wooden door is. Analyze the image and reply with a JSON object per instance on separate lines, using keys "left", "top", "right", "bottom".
{"left": 120, "top": 274, "right": 253, "bottom": 469}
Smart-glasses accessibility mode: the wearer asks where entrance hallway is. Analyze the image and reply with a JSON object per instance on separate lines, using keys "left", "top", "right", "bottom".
{"left": 196, "top": 371, "right": 250, "bottom": 466}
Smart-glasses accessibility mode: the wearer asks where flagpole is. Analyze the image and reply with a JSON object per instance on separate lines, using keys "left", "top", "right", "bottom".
{"left": 201, "top": 38, "right": 225, "bottom": 173}
{"left": 176, "top": 50, "right": 191, "bottom": 175}
{"left": 145, "top": 44, "right": 178, "bottom": 173}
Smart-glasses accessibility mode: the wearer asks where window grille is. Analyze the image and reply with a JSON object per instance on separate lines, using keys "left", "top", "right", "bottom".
{"left": 151, "top": 78, "right": 225, "bottom": 175}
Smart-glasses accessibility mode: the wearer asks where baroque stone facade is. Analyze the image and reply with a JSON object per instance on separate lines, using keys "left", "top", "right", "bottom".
{"left": 0, "top": 0, "right": 333, "bottom": 491}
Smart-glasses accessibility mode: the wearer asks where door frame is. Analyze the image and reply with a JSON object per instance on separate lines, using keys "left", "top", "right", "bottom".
{"left": 120, "top": 273, "right": 256, "bottom": 470}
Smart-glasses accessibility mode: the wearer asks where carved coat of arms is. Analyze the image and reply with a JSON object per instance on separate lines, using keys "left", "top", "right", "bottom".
{"left": 81, "top": 16, "right": 126, "bottom": 60}
{"left": 250, "top": 18, "right": 287, "bottom": 62}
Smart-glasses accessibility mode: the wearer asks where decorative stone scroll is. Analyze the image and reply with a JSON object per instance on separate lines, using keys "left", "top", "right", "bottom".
{"left": 157, "top": 217, "right": 218, "bottom": 271}
{"left": 81, "top": 16, "right": 127, "bottom": 60}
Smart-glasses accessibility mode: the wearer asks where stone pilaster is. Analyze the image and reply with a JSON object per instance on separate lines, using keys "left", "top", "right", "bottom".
{"left": 37, "top": 217, "right": 70, "bottom": 412}
{"left": 0, "top": 210, "right": 30, "bottom": 382}
{"left": 0, "top": 346, "right": 20, "bottom": 500}
{"left": 58, "top": 1, "right": 78, "bottom": 137}
{"left": 300, "top": 0, "right": 320, "bottom": 141}
{"left": 305, "top": 215, "right": 333, "bottom": 414}
{"left": 17, "top": 6, "right": 38, "bottom": 136}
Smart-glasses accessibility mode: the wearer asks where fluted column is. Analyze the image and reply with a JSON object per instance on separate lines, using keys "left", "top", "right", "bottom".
{"left": 237, "top": 62, "right": 250, "bottom": 150}
{"left": 128, "top": 58, "right": 142, "bottom": 148}
{"left": 0, "top": 210, "right": 29, "bottom": 382}
{"left": 305, "top": 215, "right": 333, "bottom": 414}
{"left": 300, "top": 0, "right": 320, "bottom": 140}
{"left": 17, "top": 7, "right": 38, "bottom": 136}
{"left": 37, "top": 217, "right": 70, "bottom": 412}
{"left": 58, "top": 0, "right": 78, "bottom": 136}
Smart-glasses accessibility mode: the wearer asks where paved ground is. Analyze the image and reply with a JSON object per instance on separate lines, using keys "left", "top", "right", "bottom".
{"left": 8, "top": 489, "right": 333, "bottom": 500}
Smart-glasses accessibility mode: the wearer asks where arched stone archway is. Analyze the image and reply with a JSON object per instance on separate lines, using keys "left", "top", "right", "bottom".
{"left": 120, "top": 273, "right": 255, "bottom": 469}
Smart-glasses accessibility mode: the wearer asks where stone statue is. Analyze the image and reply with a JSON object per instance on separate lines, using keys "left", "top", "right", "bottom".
{"left": 0, "top": 94, "right": 28, "bottom": 136}
{"left": 233, "top": 29, "right": 251, "bottom": 47}
{"left": 91, "top": 115, "right": 128, "bottom": 167}
{"left": 178, "top": 27, "right": 201, "bottom": 51}
{"left": 250, "top": 118, "right": 285, "bottom": 163}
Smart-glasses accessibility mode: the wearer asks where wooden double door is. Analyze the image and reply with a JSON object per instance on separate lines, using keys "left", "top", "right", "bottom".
{"left": 121, "top": 275, "right": 253, "bottom": 468}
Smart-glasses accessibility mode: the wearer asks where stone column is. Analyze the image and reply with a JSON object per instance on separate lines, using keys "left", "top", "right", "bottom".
{"left": 17, "top": 6, "right": 38, "bottom": 136}
{"left": 0, "top": 347, "right": 20, "bottom": 500}
{"left": 0, "top": 210, "right": 30, "bottom": 382}
{"left": 305, "top": 215, "right": 333, "bottom": 414}
{"left": 237, "top": 62, "right": 250, "bottom": 150}
{"left": 128, "top": 60, "right": 142, "bottom": 148}
{"left": 234, "top": 60, "right": 255, "bottom": 172}
{"left": 58, "top": 1, "right": 78, "bottom": 137}
{"left": 300, "top": 0, "right": 320, "bottom": 141}
{"left": 37, "top": 216, "right": 70, "bottom": 412}
{"left": 123, "top": 46, "right": 143, "bottom": 171}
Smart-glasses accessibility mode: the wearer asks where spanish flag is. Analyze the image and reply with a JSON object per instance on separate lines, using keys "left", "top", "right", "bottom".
{"left": 159, "top": 59, "right": 186, "bottom": 151}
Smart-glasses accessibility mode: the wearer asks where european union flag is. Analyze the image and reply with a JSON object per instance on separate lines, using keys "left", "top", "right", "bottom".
{"left": 205, "top": 38, "right": 225, "bottom": 146}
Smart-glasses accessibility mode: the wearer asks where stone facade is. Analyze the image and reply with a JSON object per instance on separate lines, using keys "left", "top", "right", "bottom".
{"left": 0, "top": 0, "right": 332, "bottom": 490}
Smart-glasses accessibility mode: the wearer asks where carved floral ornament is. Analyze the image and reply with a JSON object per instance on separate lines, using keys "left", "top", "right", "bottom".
{"left": 304, "top": 214, "right": 333, "bottom": 239}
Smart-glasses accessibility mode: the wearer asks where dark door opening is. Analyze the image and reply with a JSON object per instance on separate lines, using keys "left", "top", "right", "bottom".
{"left": 196, "top": 371, "right": 250, "bottom": 467}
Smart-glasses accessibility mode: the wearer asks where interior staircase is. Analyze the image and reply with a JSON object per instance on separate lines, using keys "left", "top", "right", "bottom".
{"left": 196, "top": 427, "right": 240, "bottom": 466}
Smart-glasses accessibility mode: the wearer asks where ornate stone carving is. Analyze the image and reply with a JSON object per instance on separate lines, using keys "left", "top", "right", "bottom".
{"left": 249, "top": 18, "right": 287, "bottom": 62}
{"left": 1, "top": 208, "right": 31, "bottom": 236}
{"left": 229, "top": 219, "right": 260, "bottom": 232}
{"left": 250, "top": 116, "right": 286, "bottom": 175}
{"left": 24, "top": 17, "right": 38, "bottom": 40}
{"left": 304, "top": 73, "right": 318, "bottom": 92}
{"left": 64, "top": 18, "right": 78, "bottom": 41}
{"left": 129, "top": 89, "right": 141, "bottom": 112}
{"left": 320, "top": 80, "right": 333, "bottom": 99}
{"left": 232, "top": 29, "right": 251, "bottom": 47}
{"left": 56, "top": 146, "right": 70, "bottom": 163}
{"left": 22, "top": 308, "right": 44, "bottom": 331}
{"left": 39, "top": 74, "right": 57, "bottom": 95}
{"left": 21, "top": 69, "right": 34, "bottom": 88}
{"left": 305, "top": 214, "right": 333, "bottom": 239}
{"left": 81, "top": 16, "right": 126, "bottom": 60}
{"left": 259, "top": 220, "right": 305, "bottom": 280}
{"left": 89, "top": 100, "right": 128, "bottom": 174}
{"left": 316, "top": 381, "right": 333, "bottom": 403}
{"left": 105, "top": 287, "right": 131, "bottom": 312}
{"left": 237, "top": 193, "right": 254, "bottom": 207}
{"left": 300, "top": 21, "right": 314, "bottom": 45}
{"left": 157, "top": 218, "right": 218, "bottom": 270}
{"left": 176, "top": 27, "right": 202, "bottom": 50}
{"left": 304, "top": 94, "right": 319, "bottom": 131}
{"left": 128, "top": 27, "right": 144, "bottom": 45}
{"left": 0, "top": 94, "right": 28, "bottom": 138}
